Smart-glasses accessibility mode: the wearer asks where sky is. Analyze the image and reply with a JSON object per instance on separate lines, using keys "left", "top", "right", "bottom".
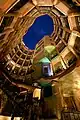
{"left": 23, "top": 14, "right": 54, "bottom": 50}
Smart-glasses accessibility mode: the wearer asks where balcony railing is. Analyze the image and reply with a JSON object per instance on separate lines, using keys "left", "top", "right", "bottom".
{"left": 61, "top": 109, "right": 80, "bottom": 120}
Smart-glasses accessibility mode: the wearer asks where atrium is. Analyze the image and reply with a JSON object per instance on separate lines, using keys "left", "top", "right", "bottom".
{"left": 0, "top": 0, "right": 80, "bottom": 120}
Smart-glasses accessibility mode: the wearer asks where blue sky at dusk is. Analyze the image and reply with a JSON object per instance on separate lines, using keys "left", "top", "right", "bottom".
{"left": 23, "top": 14, "right": 54, "bottom": 50}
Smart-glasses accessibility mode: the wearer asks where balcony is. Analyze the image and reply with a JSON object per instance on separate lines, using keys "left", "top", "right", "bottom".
{"left": 57, "top": 41, "right": 66, "bottom": 53}
{"left": 68, "top": 57, "right": 77, "bottom": 67}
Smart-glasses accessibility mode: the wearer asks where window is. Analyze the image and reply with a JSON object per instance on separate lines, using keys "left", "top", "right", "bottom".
{"left": 57, "top": 41, "right": 66, "bottom": 53}
{"left": 44, "top": 66, "right": 48, "bottom": 74}
{"left": 9, "top": 0, "right": 29, "bottom": 12}
{"left": 68, "top": 57, "right": 77, "bottom": 66}
{"left": 1, "top": 16, "right": 14, "bottom": 27}
{"left": 64, "top": 32, "right": 70, "bottom": 43}
{"left": 42, "top": 63, "right": 53, "bottom": 77}
{"left": 55, "top": 37, "right": 60, "bottom": 45}
{"left": 77, "top": 16, "right": 80, "bottom": 26}
{"left": 0, "top": 34, "right": 5, "bottom": 40}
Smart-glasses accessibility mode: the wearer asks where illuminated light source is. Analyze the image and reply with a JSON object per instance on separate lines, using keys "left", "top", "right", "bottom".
{"left": 50, "top": 63, "right": 53, "bottom": 76}
{"left": 7, "top": 67, "right": 10, "bottom": 70}
{"left": 32, "top": 82, "right": 39, "bottom": 87}
{"left": 33, "top": 88, "right": 41, "bottom": 100}
{"left": 0, "top": 116, "right": 21, "bottom": 120}
{"left": 7, "top": 54, "right": 11, "bottom": 60}
{"left": 44, "top": 45, "right": 56, "bottom": 54}
{"left": 39, "top": 57, "right": 50, "bottom": 63}
{"left": 60, "top": 58, "right": 67, "bottom": 69}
